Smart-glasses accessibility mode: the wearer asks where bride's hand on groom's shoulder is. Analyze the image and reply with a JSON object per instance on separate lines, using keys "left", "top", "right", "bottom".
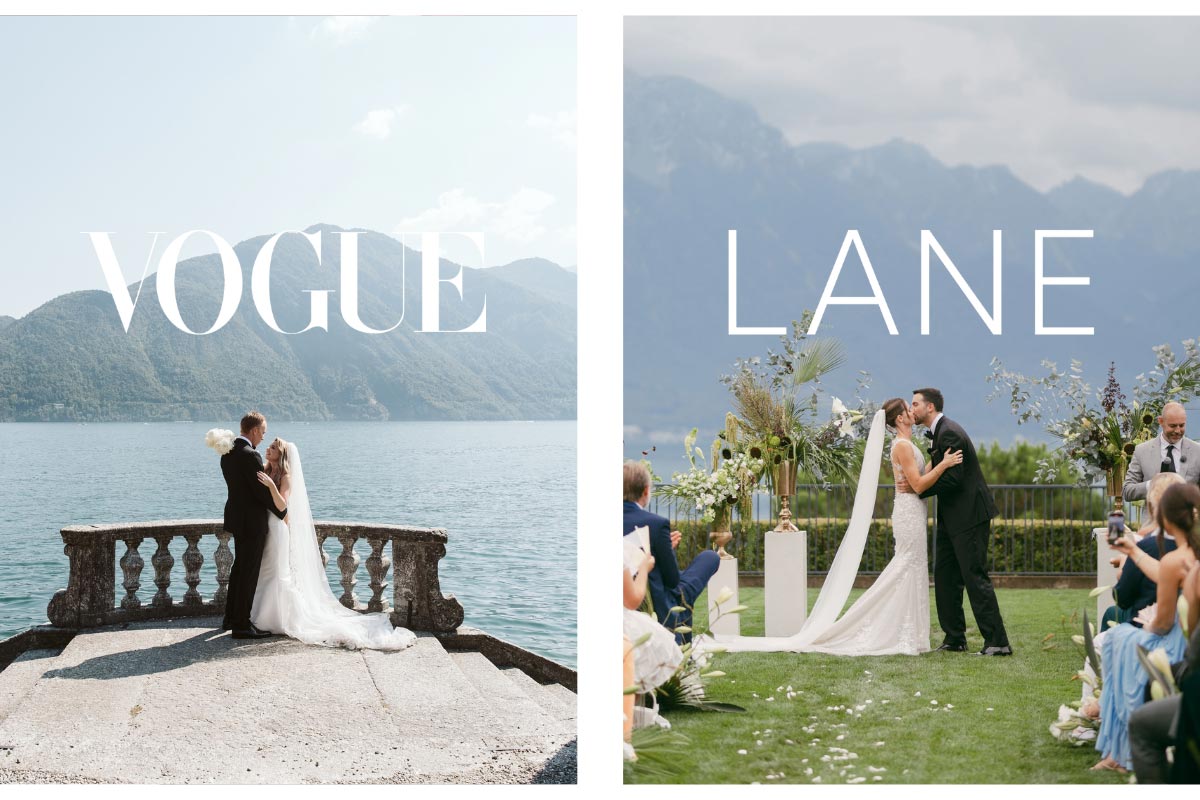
{"left": 941, "top": 448, "right": 964, "bottom": 468}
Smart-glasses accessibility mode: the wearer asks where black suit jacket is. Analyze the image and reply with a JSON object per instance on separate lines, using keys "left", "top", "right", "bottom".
{"left": 623, "top": 501, "right": 679, "bottom": 622}
{"left": 918, "top": 415, "right": 998, "bottom": 532}
{"left": 1114, "top": 532, "right": 1177, "bottom": 625}
{"left": 221, "top": 438, "right": 286, "bottom": 537}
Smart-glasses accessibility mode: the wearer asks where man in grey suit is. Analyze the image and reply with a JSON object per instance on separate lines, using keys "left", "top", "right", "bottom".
{"left": 1124, "top": 402, "right": 1200, "bottom": 502}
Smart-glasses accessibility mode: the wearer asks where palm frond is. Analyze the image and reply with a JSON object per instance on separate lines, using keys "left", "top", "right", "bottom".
{"left": 624, "top": 727, "right": 693, "bottom": 782}
{"left": 791, "top": 338, "right": 847, "bottom": 386}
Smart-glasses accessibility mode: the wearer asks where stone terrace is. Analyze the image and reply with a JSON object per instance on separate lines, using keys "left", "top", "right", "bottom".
{"left": 0, "top": 619, "right": 575, "bottom": 783}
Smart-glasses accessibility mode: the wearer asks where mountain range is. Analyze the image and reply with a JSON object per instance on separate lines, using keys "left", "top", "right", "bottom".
{"left": 0, "top": 225, "right": 575, "bottom": 422}
{"left": 624, "top": 71, "right": 1200, "bottom": 461}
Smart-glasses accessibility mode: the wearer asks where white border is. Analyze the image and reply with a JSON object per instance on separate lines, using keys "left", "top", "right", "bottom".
{"left": 4, "top": 2, "right": 1200, "bottom": 798}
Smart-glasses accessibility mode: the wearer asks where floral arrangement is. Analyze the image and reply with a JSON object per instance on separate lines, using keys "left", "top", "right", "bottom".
{"left": 649, "top": 586, "right": 746, "bottom": 714}
{"left": 205, "top": 428, "right": 235, "bottom": 456}
{"left": 720, "top": 316, "right": 866, "bottom": 486}
{"left": 1049, "top": 703, "right": 1098, "bottom": 747}
{"left": 1049, "top": 607, "right": 1104, "bottom": 746}
{"left": 654, "top": 427, "right": 764, "bottom": 523}
{"left": 623, "top": 589, "right": 745, "bottom": 775}
{"left": 988, "top": 340, "right": 1200, "bottom": 484}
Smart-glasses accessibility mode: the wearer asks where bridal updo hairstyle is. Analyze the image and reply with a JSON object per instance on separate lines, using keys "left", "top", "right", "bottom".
{"left": 883, "top": 397, "right": 908, "bottom": 432}
{"left": 1156, "top": 482, "right": 1200, "bottom": 551}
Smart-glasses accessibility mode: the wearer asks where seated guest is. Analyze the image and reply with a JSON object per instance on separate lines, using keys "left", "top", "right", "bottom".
{"left": 1094, "top": 483, "right": 1199, "bottom": 772}
{"left": 1082, "top": 475, "right": 1184, "bottom": 717}
{"left": 1128, "top": 559, "right": 1200, "bottom": 783}
{"left": 1108, "top": 472, "right": 1187, "bottom": 627}
{"left": 623, "top": 461, "right": 720, "bottom": 643}
{"left": 623, "top": 552, "right": 683, "bottom": 694}
{"left": 1168, "top": 562, "right": 1200, "bottom": 782}
{"left": 623, "top": 551, "right": 684, "bottom": 747}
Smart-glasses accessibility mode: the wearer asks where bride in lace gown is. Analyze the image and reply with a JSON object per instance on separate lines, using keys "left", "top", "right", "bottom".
{"left": 712, "top": 399, "right": 961, "bottom": 656}
{"left": 250, "top": 438, "right": 416, "bottom": 651}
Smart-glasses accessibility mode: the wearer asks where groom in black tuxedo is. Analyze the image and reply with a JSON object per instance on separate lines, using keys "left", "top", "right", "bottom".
{"left": 220, "top": 411, "right": 287, "bottom": 639}
{"left": 910, "top": 388, "right": 1012, "bottom": 656}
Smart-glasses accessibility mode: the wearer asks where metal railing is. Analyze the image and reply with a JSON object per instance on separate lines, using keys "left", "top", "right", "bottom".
{"left": 654, "top": 484, "right": 1118, "bottom": 576}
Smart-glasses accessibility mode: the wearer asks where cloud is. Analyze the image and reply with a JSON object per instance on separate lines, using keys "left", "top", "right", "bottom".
{"left": 311, "top": 16, "right": 378, "bottom": 45}
{"left": 397, "top": 187, "right": 557, "bottom": 244}
{"left": 626, "top": 17, "right": 1200, "bottom": 193}
{"left": 353, "top": 106, "right": 408, "bottom": 140}
{"left": 648, "top": 429, "right": 689, "bottom": 445}
{"left": 526, "top": 111, "right": 576, "bottom": 150}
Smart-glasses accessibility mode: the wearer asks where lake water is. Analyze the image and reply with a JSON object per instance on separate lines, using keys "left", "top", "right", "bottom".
{"left": 0, "top": 421, "right": 576, "bottom": 667}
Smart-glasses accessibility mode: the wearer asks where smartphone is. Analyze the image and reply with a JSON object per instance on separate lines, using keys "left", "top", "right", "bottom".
{"left": 1107, "top": 509, "right": 1126, "bottom": 546}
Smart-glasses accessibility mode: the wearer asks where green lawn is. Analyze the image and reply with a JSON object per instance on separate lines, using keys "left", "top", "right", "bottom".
{"left": 627, "top": 588, "right": 1128, "bottom": 785}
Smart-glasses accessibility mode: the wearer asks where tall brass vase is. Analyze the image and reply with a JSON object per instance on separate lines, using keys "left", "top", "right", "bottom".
{"left": 1107, "top": 461, "right": 1127, "bottom": 514}
{"left": 773, "top": 460, "right": 799, "bottom": 532}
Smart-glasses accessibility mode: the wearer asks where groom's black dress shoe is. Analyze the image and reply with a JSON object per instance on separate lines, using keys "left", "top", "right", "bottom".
{"left": 976, "top": 645, "right": 1014, "bottom": 656}
{"left": 231, "top": 625, "right": 274, "bottom": 640}
{"left": 936, "top": 642, "right": 967, "bottom": 652}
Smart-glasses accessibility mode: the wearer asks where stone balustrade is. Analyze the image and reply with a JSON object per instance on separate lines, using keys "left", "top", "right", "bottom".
{"left": 47, "top": 520, "right": 464, "bottom": 632}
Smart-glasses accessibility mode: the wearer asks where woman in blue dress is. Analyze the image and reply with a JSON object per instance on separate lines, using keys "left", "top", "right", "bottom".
{"left": 1095, "top": 482, "right": 1200, "bottom": 771}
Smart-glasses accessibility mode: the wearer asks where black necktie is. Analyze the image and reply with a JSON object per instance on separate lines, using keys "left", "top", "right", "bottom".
{"left": 923, "top": 430, "right": 934, "bottom": 440}
{"left": 1164, "top": 444, "right": 1177, "bottom": 473}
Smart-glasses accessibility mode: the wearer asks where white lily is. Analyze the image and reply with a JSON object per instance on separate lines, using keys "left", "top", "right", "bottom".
{"left": 1147, "top": 647, "right": 1175, "bottom": 681}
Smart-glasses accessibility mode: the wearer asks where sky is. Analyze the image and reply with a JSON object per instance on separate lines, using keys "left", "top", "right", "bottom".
{"left": 626, "top": 16, "right": 1200, "bottom": 196}
{"left": 0, "top": 15, "right": 575, "bottom": 318}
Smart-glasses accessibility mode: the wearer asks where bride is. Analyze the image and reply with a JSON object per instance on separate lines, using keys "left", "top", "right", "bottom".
{"left": 713, "top": 399, "right": 961, "bottom": 656}
{"left": 250, "top": 437, "right": 416, "bottom": 651}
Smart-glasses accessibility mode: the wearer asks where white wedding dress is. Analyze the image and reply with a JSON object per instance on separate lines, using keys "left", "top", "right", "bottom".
{"left": 712, "top": 409, "right": 931, "bottom": 656}
{"left": 251, "top": 443, "right": 416, "bottom": 651}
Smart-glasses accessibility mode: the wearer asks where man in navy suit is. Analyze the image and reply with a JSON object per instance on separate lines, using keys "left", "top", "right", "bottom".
{"left": 623, "top": 461, "right": 720, "bottom": 643}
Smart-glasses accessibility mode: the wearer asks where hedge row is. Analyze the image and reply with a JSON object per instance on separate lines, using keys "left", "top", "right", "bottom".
{"left": 673, "top": 516, "right": 1103, "bottom": 574}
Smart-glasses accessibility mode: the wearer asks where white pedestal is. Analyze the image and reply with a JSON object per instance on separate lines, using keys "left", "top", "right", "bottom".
{"left": 1096, "top": 527, "right": 1120, "bottom": 623}
{"left": 707, "top": 556, "right": 740, "bottom": 636}
{"left": 765, "top": 529, "right": 808, "bottom": 637}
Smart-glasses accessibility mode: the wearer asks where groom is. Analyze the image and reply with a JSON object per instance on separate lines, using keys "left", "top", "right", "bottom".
{"left": 909, "top": 388, "right": 1012, "bottom": 656}
{"left": 220, "top": 411, "right": 287, "bottom": 640}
